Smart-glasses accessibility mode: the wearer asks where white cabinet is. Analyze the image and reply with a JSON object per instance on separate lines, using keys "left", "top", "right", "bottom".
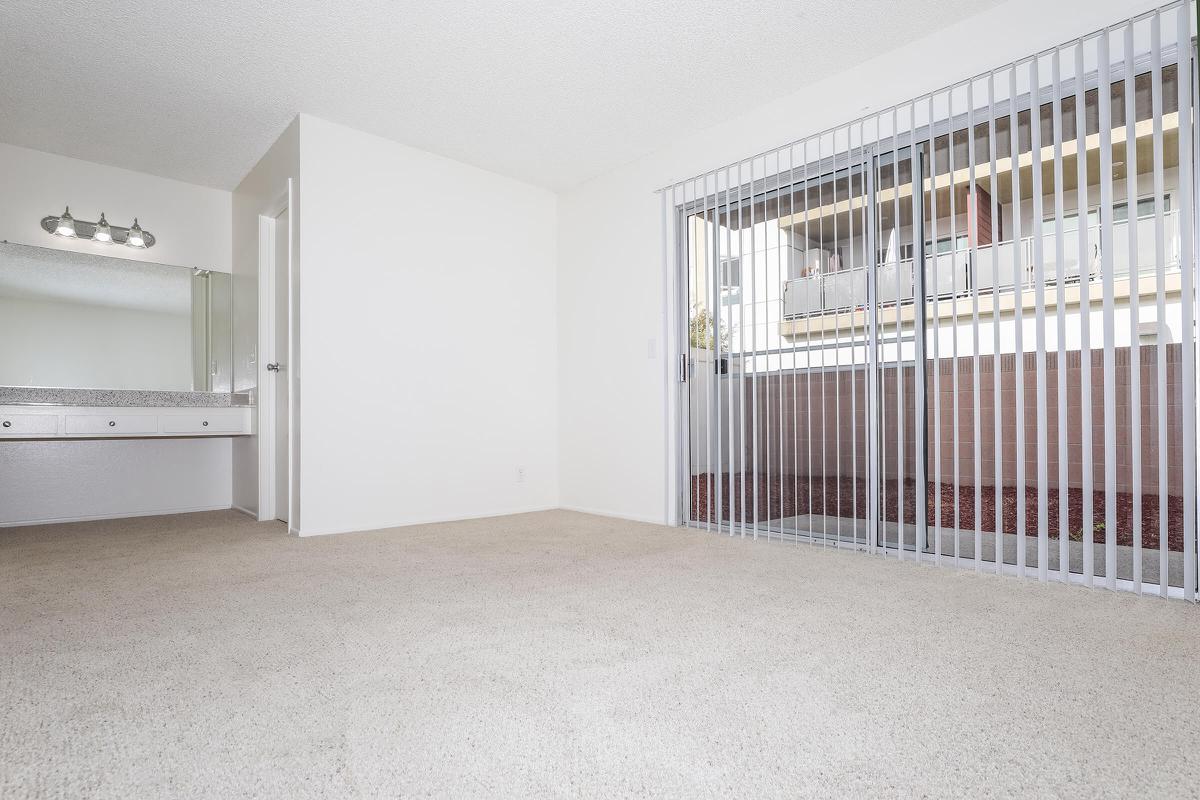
{"left": 0, "top": 406, "right": 252, "bottom": 439}
{"left": 160, "top": 412, "right": 246, "bottom": 435}
{"left": 65, "top": 413, "right": 159, "bottom": 436}
{"left": 0, "top": 413, "right": 59, "bottom": 436}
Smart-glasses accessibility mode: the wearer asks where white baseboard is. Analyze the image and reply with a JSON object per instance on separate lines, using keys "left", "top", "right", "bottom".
{"left": 0, "top": 506, "right": 667, "bottom": 532}
{"left": 1, "top": 504, "right": 666, "bottom": 532}
{"left": 294, "top": 504, "right": 561, "bottom": 537}
{"left": 557, "top": 505, "right": 666, "bottom": 526}
{"left": 0, "top": 504, "right": 233, "bottom": 528}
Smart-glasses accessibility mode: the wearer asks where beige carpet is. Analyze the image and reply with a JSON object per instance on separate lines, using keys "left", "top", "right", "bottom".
{"left": 2, "top": 509, "right": 1198, "bottom": 799}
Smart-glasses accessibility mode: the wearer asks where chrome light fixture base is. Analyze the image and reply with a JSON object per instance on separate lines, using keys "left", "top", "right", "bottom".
{"left": 41, "top": 210, "right": 156, "bottom": 248}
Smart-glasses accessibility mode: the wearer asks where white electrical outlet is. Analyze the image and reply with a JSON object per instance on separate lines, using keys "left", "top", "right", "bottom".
{"left": 516, "top": 466, "right": 527, "bottom": 483}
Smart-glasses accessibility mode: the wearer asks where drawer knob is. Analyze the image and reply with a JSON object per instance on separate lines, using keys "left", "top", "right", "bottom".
{"left": 1, "top": 420, "right": 10, "bottom": 428}
{"left": 202, "top": 421, "right": 209, "bottom": 427}
{"left": 108, "top": 420, "right": 116, "bottom": 427}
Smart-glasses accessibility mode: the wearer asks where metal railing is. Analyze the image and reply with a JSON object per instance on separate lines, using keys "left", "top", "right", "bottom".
{"left": 782, "top": 211, "right": 1181, "bottom": 317}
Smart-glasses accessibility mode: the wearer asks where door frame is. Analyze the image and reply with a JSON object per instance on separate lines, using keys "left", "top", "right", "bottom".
{"left": 256, "top": 181, "right": 297, "bottom": 532}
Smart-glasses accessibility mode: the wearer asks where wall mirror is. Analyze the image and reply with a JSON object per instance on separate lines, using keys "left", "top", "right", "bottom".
{"left": 0, "top": 241, "right": 232, "bottom": 392}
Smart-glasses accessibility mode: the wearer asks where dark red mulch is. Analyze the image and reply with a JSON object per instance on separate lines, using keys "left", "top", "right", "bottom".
{"left": 690, "top": 473, "right": 1186, "bottom": 551}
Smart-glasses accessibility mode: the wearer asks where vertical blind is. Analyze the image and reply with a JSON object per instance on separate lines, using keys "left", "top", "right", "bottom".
{"left": 664, "top": 2, "right": 1199, "bottom": 599}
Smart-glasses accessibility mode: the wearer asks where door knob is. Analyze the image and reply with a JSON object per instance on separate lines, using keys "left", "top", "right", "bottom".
{"left": 266, "top": 363, "right": 281, "bottom": 372}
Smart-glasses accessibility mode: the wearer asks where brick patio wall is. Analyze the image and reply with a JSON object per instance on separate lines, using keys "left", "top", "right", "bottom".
{"left": 742, "top": 343, "right": 1186, "bottom": 495}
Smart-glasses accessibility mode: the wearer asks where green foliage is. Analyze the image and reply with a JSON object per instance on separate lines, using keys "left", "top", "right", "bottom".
{"left": 1069, "top": 520, "right": 1105, "bottom": 542}
{"left": 688, "top": 305, "right": 728, "bottom": 351}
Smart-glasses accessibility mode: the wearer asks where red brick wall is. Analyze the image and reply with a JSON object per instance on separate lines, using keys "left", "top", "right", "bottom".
{"left": 741, "top": 344, "right": 1186, "bottom": 496}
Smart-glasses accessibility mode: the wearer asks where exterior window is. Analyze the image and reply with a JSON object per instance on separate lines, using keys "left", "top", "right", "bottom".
{"left": 719, "top": 257, "right": 741, "bottom": 293}
{"left": 1047, "top": 210, "right": 1098, "bottom": 235}
{"left": 1113, "top": 196, "right": 1171, "bottom": 221}
{"left": 1046, "top": 195, "right": 1172, "bottom": 234}
{"left": 935, "top": 235, "right": 967, "bottom": 253}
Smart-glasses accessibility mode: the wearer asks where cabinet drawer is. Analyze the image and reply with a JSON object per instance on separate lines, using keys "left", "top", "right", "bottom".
{"left": 0, "top": 413, "right": 59, "bottom": 436}
{"left": 160, "top": 412, "right": 246, "bottom": 435}
{"left": 65, "top": 414, "right": 159, "bottom": 435}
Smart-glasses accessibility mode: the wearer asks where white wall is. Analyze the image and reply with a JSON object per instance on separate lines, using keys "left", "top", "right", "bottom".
{"left": 0, "top": 142, "right": 231, "bottom": 271}
{"left": 556, "top": 0, "right": 1164, "bottom": 525}
{"left": 0, "top": 439, "right": 232, "bottom": 526}
{"left": 294, "top": 115, "right": 558, "bottom": 535}
{"left": 0, "top": 145, "right": 236, "bottom": 525}
{"left": 230, "top": 119, "right": 300, "bottom": 518}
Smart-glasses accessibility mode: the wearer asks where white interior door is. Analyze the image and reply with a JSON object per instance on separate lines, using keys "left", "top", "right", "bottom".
{"left": 273, "top": 206, "right": 289, "bottom": 524}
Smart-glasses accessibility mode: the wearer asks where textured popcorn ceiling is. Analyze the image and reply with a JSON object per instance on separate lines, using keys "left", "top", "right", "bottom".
{"left": 0, "top": 0, "right": 1002, "bottom": 191}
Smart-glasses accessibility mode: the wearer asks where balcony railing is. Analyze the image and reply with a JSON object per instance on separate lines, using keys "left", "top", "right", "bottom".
{"left": 782, "top": 211, "right": 1181, "bottom": 318}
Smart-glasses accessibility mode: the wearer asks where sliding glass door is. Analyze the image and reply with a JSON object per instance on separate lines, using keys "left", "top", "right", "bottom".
{"left": 672, "top": 1, "right": 1196, "bottom": 599}
{"left": 680, "top": 138, "right": 927, "bottom": 553}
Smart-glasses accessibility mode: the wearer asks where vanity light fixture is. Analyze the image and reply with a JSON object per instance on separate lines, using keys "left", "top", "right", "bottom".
{"left": 93, "top": 212, "right": 112, "bottom": 243}
{"left": 126, "top": 218, "right": 146, "bottom": 248}
{"left": 40, "top": 208, "right": 156, "bottom": 248}
{"left": 54, "top": 206, "right": 76, "bottom": 237}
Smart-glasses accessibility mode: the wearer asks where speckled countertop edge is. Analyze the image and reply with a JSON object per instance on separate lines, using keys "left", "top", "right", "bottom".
{"left": 0, "top": 387, "right": 240, "bottom": 407}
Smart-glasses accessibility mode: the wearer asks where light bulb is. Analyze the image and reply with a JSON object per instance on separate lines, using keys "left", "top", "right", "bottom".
{"left": 93, "top": 212, "right": 112, "bottom": 243}
{"left": 126, "top": 218, "right": 146, "bottom": 248}
{"left": 55, "top": 206, "right": 76, "bottom": 237}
